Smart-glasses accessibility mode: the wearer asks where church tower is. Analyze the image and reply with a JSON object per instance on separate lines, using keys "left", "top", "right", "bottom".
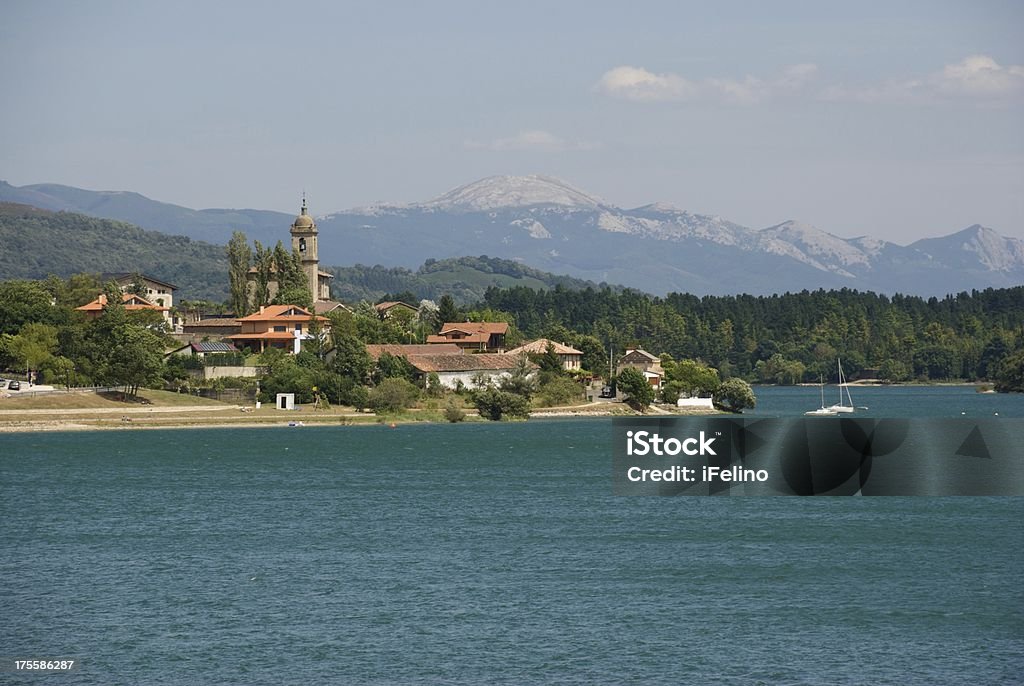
{"left": 290, "top": 195, "right": 322, "bottom": 302}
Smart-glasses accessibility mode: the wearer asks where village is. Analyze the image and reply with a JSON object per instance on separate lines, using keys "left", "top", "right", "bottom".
{"left": 1, "top": 197, "right": 733, "bottom": 425}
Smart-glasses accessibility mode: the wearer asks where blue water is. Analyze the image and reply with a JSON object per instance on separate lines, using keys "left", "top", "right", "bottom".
{"left": 2, "top": 392, "right": 1023, "bottom": 684}
{"left": 747, "top": 384, "right": 1024, "bottom": 418}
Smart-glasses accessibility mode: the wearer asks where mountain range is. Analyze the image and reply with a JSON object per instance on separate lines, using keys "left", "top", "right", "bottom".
{"left": 2, "top": 176, "right": 1021, "bottom": 296}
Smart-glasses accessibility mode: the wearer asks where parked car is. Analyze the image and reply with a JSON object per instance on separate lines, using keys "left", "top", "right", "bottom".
{"left": 8, "top": 381, "right": 21, "bottom": 391}
{"left": 599, "top": 386, "right": 614, "bottom": 398}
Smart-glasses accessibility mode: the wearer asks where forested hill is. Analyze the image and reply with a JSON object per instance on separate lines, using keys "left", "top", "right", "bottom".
{"left": 0, "top": 203, "right": 229, "bottom": 301}
{"left": 481, "top": 285, "right": 1024, "bottom": 383}
{"left": 329, "top": 256, "right": 622, "bottom": 304}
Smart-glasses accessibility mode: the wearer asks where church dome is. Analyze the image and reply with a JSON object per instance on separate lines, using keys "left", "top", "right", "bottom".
{"left": 291, "top": 197, "right": 315, "bottom": 230}
{"left": 292, "top": 213, "right": 314, "bottom": 230}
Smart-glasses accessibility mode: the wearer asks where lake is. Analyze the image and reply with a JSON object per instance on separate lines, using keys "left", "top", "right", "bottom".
{"left": 747, "top": 383, "right": 1024, "bottom": 418}
{"left": 1, "top": 386, "right": 1022, "bottom": 684}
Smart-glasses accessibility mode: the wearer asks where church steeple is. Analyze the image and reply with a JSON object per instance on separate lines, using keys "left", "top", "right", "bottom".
{"left": 290, "top": 194, "right": 320, "bottom": 301}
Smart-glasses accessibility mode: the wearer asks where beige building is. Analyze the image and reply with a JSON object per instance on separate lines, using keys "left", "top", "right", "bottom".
{"left": 616, "top": 348, "right": 664, "bottom": 389}
{"left": 507, "top": 339, "right": 584, "bottom": 371}
{"left": 101, "top": 273, "right": 177, "bottom": 311}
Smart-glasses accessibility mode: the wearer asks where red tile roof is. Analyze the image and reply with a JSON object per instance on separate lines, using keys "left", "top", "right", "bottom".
{"left": 507, "top": 338, "right": 583, "bottom": 356}
{"left": 406, "top": 353, "right": 533, "bottom": 373}
{"left": 366, "top": 344, "right": 463, "bottom": 360}
{"left": 76, "top": 293, "right": 168, "bottom": 312}
{"left": 438, "top": 321, "right": 509, "bottom": 335}
{"left": 235, "top": 305, "right": 326, "bottom": 322}
{"left": 426, "top": 332, "right": 490, "bottom": 344}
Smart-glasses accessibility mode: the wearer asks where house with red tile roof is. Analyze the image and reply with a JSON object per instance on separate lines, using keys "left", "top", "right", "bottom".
{"left": 76, "top": 292, "right": 171, "bottom": 324}
{"left": 226, "top": 304, "right": 328, "bottom": 354}
{"left": 373, "top": 301, "right": 418, "bottom": 319}
{"left": 426, "top": 322, "right": 509, "bottom": 353}
{"left": 404, "top": 352, "right": 534, "bottom": 390}
{"left": 507, "top": 339, "right": 584, "bottom": 371}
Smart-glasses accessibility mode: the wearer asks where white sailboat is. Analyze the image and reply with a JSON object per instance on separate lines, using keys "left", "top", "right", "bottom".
{"left": 827, "top": 358, "right": 856, "bottom": 413}
{"left": 825, "top": 358, "right": 869, "bottom": 413}
{"left": 805, "top": 376, "right": 838, "bottom": 416}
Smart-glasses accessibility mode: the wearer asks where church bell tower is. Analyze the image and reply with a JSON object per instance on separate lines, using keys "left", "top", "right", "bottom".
{"left": 290, "top": 195, "right": 320, "bottom": 301}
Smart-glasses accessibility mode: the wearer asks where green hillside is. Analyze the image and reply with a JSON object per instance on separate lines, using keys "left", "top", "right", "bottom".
{"left": 0, "top": 203, "right": 624, "bottom": 306}
{"left": 328, "top": 255, "right": 621, "bottom": 304}
{"left": 0, "top": 203, "right": 229, "bottom": 301}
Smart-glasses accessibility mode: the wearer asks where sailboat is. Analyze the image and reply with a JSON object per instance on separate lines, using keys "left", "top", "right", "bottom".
{"left": 827, "top": 358, "right": 855, "bottom": 413}
{"left": 805, "top": 376, "right": 838, "bottom": 416}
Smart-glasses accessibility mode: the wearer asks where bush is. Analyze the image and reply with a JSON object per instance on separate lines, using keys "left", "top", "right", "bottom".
{"left": 472, "top": 387, "right": 530, "bottom": 421}
{"left": 536, "top": 376, "right": 583, "bottom": 407}
{"left": 347, "top": 384, "right": 370, "bottom": 411}
{"left": 444, "top": 398, "right": 466, "bottom": 423}
{"left": 367, "top": 377, "right": 420, "bottom": 413}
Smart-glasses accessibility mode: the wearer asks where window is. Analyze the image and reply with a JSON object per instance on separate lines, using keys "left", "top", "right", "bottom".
{"left": 273, "top": 325, "right": 286, "bottom": 332}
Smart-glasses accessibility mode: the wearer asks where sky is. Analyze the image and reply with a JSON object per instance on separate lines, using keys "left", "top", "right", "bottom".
{"left": 1, "top": 0, "right": 1023, "bottom": 243}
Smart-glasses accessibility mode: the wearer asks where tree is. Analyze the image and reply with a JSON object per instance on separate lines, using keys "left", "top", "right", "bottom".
{"left": 575, "top": 335, "right": 608, "bottom": 378}
{"left": 994, "top": 349, "right": 1024, "bottom": 393}
{"left": 531, "top": 342, "right": 563, "bottom": 375}
{"left": 367, "top": 377, "right": 420, "bottom": 413}
{"left": 665, "top": 358, "right": 721, "bottom": 396}
{"left": 271, "top": 243, "right": 313, "bottom": 309}
{"left": 753, "top": 353, "right": 805, "bottom": 385}
{"left": 330, "top": 333, "right": 373, "bottom": 383}
{"left": 105, "top": 325, "right": 165, "bottom": 397}
{"left": 227, "top": 231, "right": 253, "bottom": 316}
{"left": 436, "top": 295, "right": 460, "bottom": 329}
{"left": 125, "top": 271, "right": 148, "bottom": 297}
{"left": 0, "top": 280, "right": 56, "bottom": 335}
{"left": 251, "top": 241, "right": 274, "bottom": 309}
{"left": 498, "top": 353, "right": 537, "bottom": 400}
{"left": 878, "top": 358, "right": 910, "bottom": 383}
{"left": 617, "top": 367, "right": 655, "bottom": 411}
{"left": 8, "top": 322, "right": 59, "bottom": 381}
{"left": 713, "top": 378, "right": 756, "bottom": 413}
{"left": 374, "top": 352, "right": 416, "bottom": 384}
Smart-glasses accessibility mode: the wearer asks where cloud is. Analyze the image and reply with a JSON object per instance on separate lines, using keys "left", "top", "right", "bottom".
{"left": 464, "top": 130, "right": 599, "bottom": 152}
{"left": 821, "top": 55, "right": 1024, "bottom": 103}
{"left": 597, "top": 63, "right": 817, "bottom": 104}
{"left": 931, "top": 55, "right": 1024, "bottom": 97}
{"left": 595, "top": 65, "right": 698, "bottom": 102}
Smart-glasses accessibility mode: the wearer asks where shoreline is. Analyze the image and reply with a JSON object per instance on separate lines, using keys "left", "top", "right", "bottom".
{"left": 0, "top": 398, "right": 723, "bottom": 434}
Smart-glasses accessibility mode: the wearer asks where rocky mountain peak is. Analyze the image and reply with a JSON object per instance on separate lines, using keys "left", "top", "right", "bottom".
{"left": 418, "top": 174, "right": 606, "bottom": 213}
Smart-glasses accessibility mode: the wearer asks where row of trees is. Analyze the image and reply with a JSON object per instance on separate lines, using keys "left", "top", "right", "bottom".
{"left": 481, "top": 285, "right": 1024, "bottom": 386}
{"left": 227, "top": 232, "right": 313, "bottom": 315}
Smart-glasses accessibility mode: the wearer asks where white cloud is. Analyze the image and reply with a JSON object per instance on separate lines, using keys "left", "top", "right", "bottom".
{"left": 597, "top": 63, "right": 817, "bottom": 104}
{"left": 931, "top": 55, "right": 1024, "bottom": 97}
{"left": 776, "top": 63, "right": 820, "bottom": 92}
{"left": 465, "top": 130, "right": 599, "bottom": 152}
{"left": 820, "top": 55, "right": 1024, "bottom": 103}
{"left": 595, "top": 65, "right": 698, "bottom": 102}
